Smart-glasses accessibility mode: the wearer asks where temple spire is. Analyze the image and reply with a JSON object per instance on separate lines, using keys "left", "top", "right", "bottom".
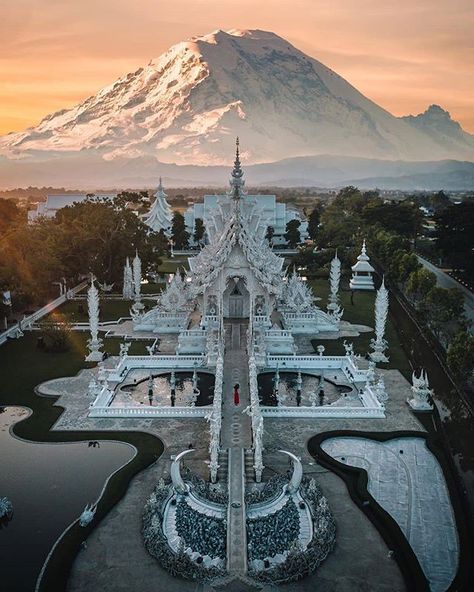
{"left": 230, "top": 137, "right": 245, "bottom": 200}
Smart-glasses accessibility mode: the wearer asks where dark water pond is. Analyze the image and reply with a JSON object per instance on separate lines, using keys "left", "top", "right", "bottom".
{"left": 258, "top": 371, "right": 353, "bottom": 407}
{"left": 0, "top": 407, "right": 135, "bottom": 592}
{"left": 116, "top": 371, "right": 215, "bottom": 407}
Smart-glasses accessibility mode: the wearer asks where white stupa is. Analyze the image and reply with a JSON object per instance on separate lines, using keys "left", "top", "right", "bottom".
{"left": 350, "top": 239, "right": 375, "bottom": 291}
{"left": 144, "top": 177, "right": 173, "bottom": 236}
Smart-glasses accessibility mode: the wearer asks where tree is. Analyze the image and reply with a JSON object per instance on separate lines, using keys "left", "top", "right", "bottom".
{"left": 406, "top": 268, "right": 437, "bottom": 305}
{"left": 422, "top": 286, "right": 465, "bottom": 343}
{"left": 393, "top": 253, "right": 421, "bottom": 284}
{"left": 171, "top": 212, "right": 190, "bottom": 250}
{"left": 0, "top": 197, "right": 167, "bottom": 306}
{"left": 37, "top": 320, "right": 73, "bottom": 353}
{"left": 265, "top": 226, "right": 275, "bottom": 245}
{"left": 447, "top": 331, "right": 474, "bottom": 383}
{"left": 193, "top": 218, "right": 206, "bottom": 246}
{"left": 307, "top": 208, "right": 321, "bottom": 241}
{"left": 435, "top": 202, "right": 474, "bottom": 278}
{"left": 284, "top": 220, "right": 301, "bottom": 248}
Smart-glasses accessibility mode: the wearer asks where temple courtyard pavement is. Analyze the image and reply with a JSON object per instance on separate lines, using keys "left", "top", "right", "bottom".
{"left": 35, "top": 325, "right": 457, "bottom": 592}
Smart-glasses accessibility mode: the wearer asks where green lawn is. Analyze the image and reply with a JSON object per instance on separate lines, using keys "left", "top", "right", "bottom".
{"left": 159, "top": 257, "right": 189, "bottom": 274}
{"left": 49, "top": 299, "right": 133, "bottom": 323}
{"left": 308, "top": 278, "right": 412, "bottom": 380}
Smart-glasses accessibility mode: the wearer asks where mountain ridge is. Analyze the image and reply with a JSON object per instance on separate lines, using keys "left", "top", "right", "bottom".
{"left": 1, "top": 28, "right": 473, "bottom": 188}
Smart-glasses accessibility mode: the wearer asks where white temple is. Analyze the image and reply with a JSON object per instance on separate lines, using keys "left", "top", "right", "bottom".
{"left": 143, "top": 178, "right": 173, "bottom": 236}
{"left": 184, "top": 172, "right": 307, "bottom": 247}
{"left": 350, "top": 239, "right": 375, "bottom": 291}
{"left": 132, "top": 140, "right": 340, "bottom": 344}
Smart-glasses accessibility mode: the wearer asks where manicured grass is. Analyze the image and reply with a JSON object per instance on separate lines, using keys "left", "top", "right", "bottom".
{"left": 50, "top": 299, "right": 133, "bottom": 323}
{"left": 159, "top": 257, "right": 189, "bottom": 273}
{"left": 308, "top": 278, "right": 412, "bottom": 380}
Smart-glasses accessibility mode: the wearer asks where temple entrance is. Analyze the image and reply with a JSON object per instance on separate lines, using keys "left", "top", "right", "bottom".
{"left": 225, "top": 278, "right": 249, "bottom": 318}
{"left": 229, "top": 293, "right": 244, "bottom": 317}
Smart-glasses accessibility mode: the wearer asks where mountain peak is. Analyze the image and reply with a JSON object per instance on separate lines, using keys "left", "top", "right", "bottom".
{"left": 1, "top": 28, "right": 473, "bottom": 171}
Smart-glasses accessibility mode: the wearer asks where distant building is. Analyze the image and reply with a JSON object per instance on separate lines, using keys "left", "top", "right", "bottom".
{"left": 184, "top": 193, "right": 307, "bottom": 246}
{"left": 143, "top": 178, "right": 173, "bottom": 236}
{"left": 28, "top": 193, "right": 116, "bottom": 222}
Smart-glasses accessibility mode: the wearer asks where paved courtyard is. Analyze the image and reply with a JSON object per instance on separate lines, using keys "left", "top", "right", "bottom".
{"left": 34, "top": 340, "right": 432, "bottom": 592}
{"left": 321, "top": 436, "right": 459, "bottom": 592}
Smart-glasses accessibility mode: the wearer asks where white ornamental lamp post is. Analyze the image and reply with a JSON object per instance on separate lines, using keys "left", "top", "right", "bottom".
{"left": 85, "top": 279, "right": 104, "bottom": 362}
{"left": 327, "top": 251, "right": 341, "bottom": 312}
{"left": 122, "top": 257, "right": 133, "bottom": 299}
{"left": 369, "top": 277, "right": 389, "bottom": 362}
{"left": 132, "top": 251, "right": 144, "bottom": 311}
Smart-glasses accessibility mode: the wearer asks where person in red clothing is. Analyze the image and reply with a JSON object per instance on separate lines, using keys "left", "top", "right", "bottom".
{"left": 233, "top": 383, "right": 240, "bottom": 406}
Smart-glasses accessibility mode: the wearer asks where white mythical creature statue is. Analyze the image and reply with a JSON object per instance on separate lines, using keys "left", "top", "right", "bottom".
{"left": 79, "top": 503, "right": 97, "bottom": 527}
{"left": 407, "top": 370, "right": 434, "bottom": 411}
{"left": 119, "top": 341, "right": 131, "bottom": 358}
{"left": 343, "top": 340, "right": 354, "bottom": 357}
{"left": 0, "top": 497, "right": 13, "bottom": 519}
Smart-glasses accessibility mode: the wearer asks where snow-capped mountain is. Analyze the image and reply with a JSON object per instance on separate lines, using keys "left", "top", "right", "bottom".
{"left": 1, "top": 29, "right": 473, "bottom": 185}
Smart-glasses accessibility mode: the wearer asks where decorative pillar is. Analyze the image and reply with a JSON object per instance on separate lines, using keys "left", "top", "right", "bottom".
{"left": 327, "top": 251, "right": 341, "bottom": 312}
{"left": 122, "top": 257, "right": 133, "bottom": 299}
{"left": 85, "top": 280, "right": 104, "bottom": 362}
{"left": 132, "top": 251, "right": 144, "bottom": 311}
{"left": 369, "top": 277, "right": 389, "bottom": 362}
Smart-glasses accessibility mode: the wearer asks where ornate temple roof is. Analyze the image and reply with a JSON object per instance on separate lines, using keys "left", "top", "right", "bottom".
{"left": 144, "top": 177, "right": 173, "bottom": 235}
{"left": 188, "top": 140, "right": 284, "bottom": 295}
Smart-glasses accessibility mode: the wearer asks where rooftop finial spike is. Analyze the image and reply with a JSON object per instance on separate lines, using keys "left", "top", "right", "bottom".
{"left": 230, "top": 137, "right": 244, "bottom": 200}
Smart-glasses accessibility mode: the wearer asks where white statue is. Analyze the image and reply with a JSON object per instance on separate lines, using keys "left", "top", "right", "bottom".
{"left": 327, "top": 251, "right": 341, "bottom": 312}
{"left": 0, "top": 497, "right": 13, "bottom": 519}
{"left": 407, "top": 370, "right": 434, "bottom": 411}
{"left": 87, "top": 377, "right": 101, "bottom": 398}
{"left": 343, "top": 340, "right": 354, "bottom": 357}
{"left": 370, "top": 277, "right": 389, "bottom": 362}
{"left": 374, "top": 375, "right": 389, "bottom": 405}
{"left": 132, "top": 251, "right": 144, "bottom": 311}
{"left": 317, "top": 344, "right": 325, "bottom": 357}
{"left": 119, "top": 341, "right": 131, "bottom": 358}
{"left": 366, "top": 361, "right": 377, "bottom": 385}
{"left": 79, "top": 503, "right": 97, "bottom": 527}
{"left": 122, "top": 257, "right": 133, "bottom": 299}
{"left": 85, "top": 280, "right": 104, "bottom": 362}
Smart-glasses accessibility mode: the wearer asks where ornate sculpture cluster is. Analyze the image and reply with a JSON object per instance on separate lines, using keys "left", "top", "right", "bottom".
{"left": 250, "top": 477, "right": 336, "bottom": 584}
{"left": 247, "top": 498, "right": 300, "bottom": 561}
{"left": 142, "top": 480, "right": 224, "bottom": 582}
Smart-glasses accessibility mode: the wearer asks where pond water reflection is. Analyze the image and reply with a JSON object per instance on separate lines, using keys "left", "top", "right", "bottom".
{"left": 258, "top": 372, "right": 354, "bottom": 407}
{"left": 0, "top": 407, "right": 135, "bottom": 592}
{"left": 112, "top": 371, "right": 215, "bottom": 408}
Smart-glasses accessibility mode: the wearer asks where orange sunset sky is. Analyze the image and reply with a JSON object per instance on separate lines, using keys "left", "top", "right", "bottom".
{"left": 1, "top": 0, "right": 473, "bottom": 136}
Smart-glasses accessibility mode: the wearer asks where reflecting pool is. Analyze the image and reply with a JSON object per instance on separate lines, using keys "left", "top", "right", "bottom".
{"left": 0, "top": 407, "right": 135, "bottom": 592}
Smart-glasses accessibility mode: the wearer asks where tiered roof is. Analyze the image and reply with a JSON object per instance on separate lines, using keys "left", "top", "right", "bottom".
{"left": 189, "top": 140, "right": 284, "bottom": 295}
{"left": 144, "top": 178, "right": 173, "bottom": 235}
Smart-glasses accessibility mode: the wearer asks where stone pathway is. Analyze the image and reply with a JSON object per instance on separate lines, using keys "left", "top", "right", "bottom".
{"left": 221, "top": 321, "right": 251, "bottom": 576}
